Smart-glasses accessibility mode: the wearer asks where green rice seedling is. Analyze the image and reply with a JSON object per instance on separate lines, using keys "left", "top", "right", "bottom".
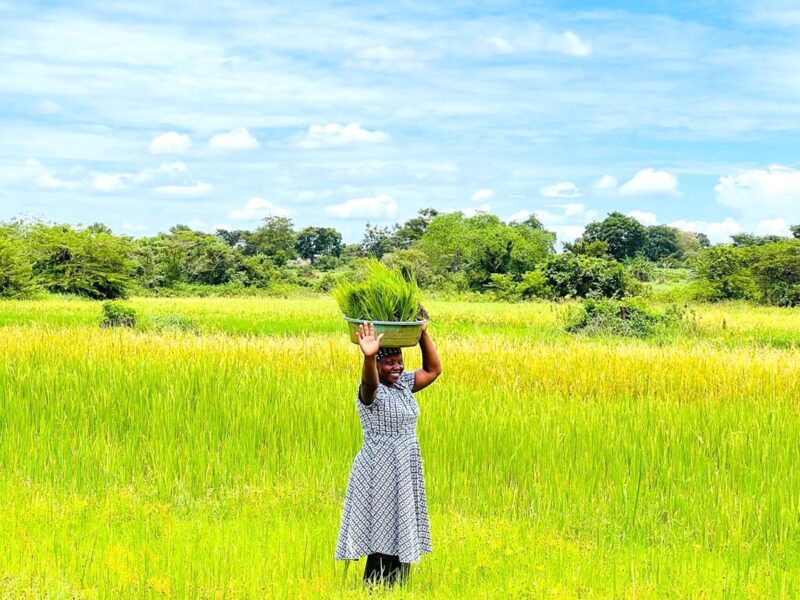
{"left": 332, "top": 259, "right": 422, "bottom": 321}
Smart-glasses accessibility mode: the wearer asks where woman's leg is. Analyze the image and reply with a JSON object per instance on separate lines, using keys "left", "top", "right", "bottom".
{"left": 363, "top": 553, "right": 396, "bottom": 585}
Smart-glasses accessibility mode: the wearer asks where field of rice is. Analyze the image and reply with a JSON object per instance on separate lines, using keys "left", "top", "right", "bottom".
{"left": 1, "top": 296, "right": 799, "bottom": 598}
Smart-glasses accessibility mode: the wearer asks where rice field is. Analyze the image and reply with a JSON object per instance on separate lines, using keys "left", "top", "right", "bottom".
{"left": 1, "top": 295, "right": 799, "bottom": 598}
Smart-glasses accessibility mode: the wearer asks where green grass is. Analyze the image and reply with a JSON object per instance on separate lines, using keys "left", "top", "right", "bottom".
{"left": 0, "top": 295, "right": 799, "bottom": 597}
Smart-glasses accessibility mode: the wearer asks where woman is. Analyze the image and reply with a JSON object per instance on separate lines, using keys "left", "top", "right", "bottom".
{"left": 334, "top": 321, "right": 442, "bottom": 587}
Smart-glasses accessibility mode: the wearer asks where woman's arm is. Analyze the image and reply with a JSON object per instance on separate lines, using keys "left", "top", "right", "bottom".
{"left": 358, "top": 322, "right": 383, "bottom": 405}
{"left": 412, "top": 324, "right": 442, "bottom": 393}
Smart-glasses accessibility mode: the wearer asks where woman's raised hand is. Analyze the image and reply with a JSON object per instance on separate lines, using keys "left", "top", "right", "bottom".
{"left": 357, "top": 322, "right": 384, "bottom": 357}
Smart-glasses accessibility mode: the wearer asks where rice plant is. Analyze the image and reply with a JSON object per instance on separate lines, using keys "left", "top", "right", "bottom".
{"left": 332, "top": 259, "right": 422, "bottom": 321}
{"left": 0, "top": 296, "right": 799, "bottom": 597}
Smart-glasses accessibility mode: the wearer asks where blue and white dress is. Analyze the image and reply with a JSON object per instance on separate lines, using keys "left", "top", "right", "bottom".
{"left": 334, "top": 370, "right": 432, "bottom": 563}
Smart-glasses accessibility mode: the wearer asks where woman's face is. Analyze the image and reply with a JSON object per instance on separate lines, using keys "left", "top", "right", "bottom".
{"left": 378, "top": 353, "right": 404, "bottom": 385}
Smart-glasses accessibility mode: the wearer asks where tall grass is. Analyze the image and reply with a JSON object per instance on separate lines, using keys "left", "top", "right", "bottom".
{"left": 0, "top": 297, "right": 799, "bottom": 596}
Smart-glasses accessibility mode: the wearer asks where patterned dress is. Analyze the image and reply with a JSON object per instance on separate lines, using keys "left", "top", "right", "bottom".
{"left": 334, "top": 369, "right": 432, "bottom": 563}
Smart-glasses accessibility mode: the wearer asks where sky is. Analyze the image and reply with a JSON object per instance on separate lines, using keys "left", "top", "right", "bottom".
{"left": 2, "top": 0, "right": 800, "bottom": 244}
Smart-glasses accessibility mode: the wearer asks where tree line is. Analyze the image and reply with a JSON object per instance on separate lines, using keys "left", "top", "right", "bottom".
{"left": 0, "top": 211, "right": 798, "bottom": 306}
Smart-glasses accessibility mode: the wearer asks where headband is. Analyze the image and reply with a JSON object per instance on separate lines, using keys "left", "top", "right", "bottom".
{"left": 376, "top": 347, "right": 402, "bottom": 361}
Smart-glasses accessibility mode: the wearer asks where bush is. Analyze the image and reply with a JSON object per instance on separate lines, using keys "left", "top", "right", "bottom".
{"left": 564, "top": 298, "right": 686, "bottom": 338}
{"left": 488, "top": 273, "right": 520, "bottom": 301}
{"left": 100, "top": 301, "right": 137, "bottom": 328}
{"left": 315, "top": 255, "right": 341, "bottom": 272}
{"left": 748, "top": 240, "right": 800, "bottom": 307}
{"left": 693, "top": 245, "right": 757, "bottom": 301}
{"left": 0, "top": 235, "right": 36, "bottom": 298}
{"left": 517, "top": 269, "right": 551, "bottom": 299}
{"left": 543, "top": 254, "right": 634, "bottom": 299}
{"left": 625, "top": 255, "right": 656, "bottom": 282}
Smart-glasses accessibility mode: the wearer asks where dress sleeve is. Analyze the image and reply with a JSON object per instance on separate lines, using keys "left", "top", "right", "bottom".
{"left": 356, "top": 382, "right": 381, "bottom": 410}
{"left": 400, "top": 370, "right": 416, "bottom": 392}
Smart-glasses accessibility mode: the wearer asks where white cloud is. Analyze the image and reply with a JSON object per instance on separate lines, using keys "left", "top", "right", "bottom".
{"left": 593, "top": 175, "right": 619, "bottom": 192}
{"left": 618, "top": 168, "right": 681, "bottom": 197}
{"left": 628, "top": 210, "right": 658, "bottom": 226}
{"left": 91, "top": 173, "right": 127, "bottom": 193}
{"left": 325, "top": 194, "right": 398, "bottom": 219}
{"left": 476, "top": 36, "right": 514, "bottom": 55}
{"left": 463, "top": 203, "right": 492, "bottom": 217}
{"left": 540, "top": 182, "right": 581, "bottom": 198}
{"left": 16, "top": 159, "right": 81, "bottom": 190}
{"left": 154, "top": 182, "right": 213, "bottom": 197}
{"left": 549, "top": 31, "right": 592, "bottom": 57}
{"left": 755, "top": 217, "right": 791, "bottom": 236}
{"left": 668, "top": 218, "right": 743, "bottom": 243}
{"left": 208, "top": 127, "right": 259, "bottom": 151}
{"left": 132, "top": 161, "right": 189, "bottom": 183}
{"left": 507, "top": 209, "right": 531, "bottom": 223}
{"left": 36, "top": 172, "right": 80, "bottom": 190}
{"left": 550, "top": 225, "right": 586, "bottom": 241}
{"left": 148, "top": 132, "right": 192, "bottom": 155}
{"left": 121, "top": 222, "right": 148, "bottom": 231}
{"left": 471, "top": 188, "right": 494, "bottom": 202}
{"left": 229, "top": 197, "right": 289, "bottom": 220}
{"left": 294, "top": 123, "right": 390, "bottom": 149}
{"left": 415, "top": 163, "right": 460, "bottom": 181}
{"left": 349, "top": 46, "right": 427, "bottom": 71}
{"left": 715, "top": 165, "right": 800, "bottom": 223}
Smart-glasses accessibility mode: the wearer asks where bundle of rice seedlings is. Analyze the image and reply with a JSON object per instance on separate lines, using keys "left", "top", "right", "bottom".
{"left": 332, "top": 259, "right": 423, "bottom": 322}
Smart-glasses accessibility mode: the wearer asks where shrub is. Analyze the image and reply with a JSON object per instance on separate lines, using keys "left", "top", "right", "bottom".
{"left": 0, "top": 235, "right": 36, "bottom": 298}
{"left": 315, "top": 255, "right": 341, "bottom": 272}
{"left": 625, "top": 254, "right": 656, "bottom": 282}
{"left": 517, "top": 269, "right": 551, "bottom": 299}
{"left": 564, "top": 298, "right": 686, "bottom": 338}
{"left": 488, "top": 273, "right": 520, "bottom": 301}
{"left": 748, "top": 240, "right": 800, "bottom": 307}
{"left": 332, "top": 258, "right": 422, "bottom": 321}
{"left": 100, "top": 301, "right": 137, "bottom": 328}
{"left": 693, "top": 245, "right": 757, "bottom": 301}
{"left": 543, "top": 254, "right": 634, "bottom": 299}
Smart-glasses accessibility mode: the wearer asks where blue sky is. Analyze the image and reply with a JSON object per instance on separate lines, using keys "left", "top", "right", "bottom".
{"left": 2, "top": 0, "right": 800, "bottom": 244}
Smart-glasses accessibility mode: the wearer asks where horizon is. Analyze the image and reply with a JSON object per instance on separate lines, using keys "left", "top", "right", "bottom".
{"left": 2, "top": 1, "right": 800, "bottom": 245}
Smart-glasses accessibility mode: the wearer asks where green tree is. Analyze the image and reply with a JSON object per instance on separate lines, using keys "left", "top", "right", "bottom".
{"left": 643, "top": 225, "right": 682, "bottom": 261}
{"left": 674, "top": 230, "right": 704, "bottom": 262}
{"left": 392, "top": 208, "right": 439, "bottom": 249}
{"left": 563, "top": 238, "right": 610, "bottom": 258}
{"left": 693, "top": 245, "right": 757, "bottom": 301}
{"left": 86, "top": 222, "right": 113, "bottom": 235}
{"left": 0, "top": 231, "right": 35, "bottom": 298}
{"left": 510, "top": 213, "right": 546, "bottom": 230}
{"left": 215, "top": 228, "right": 250, "bottom": 250}
{"left": 542, "top": 254, "right": 633, "bottom": 299}
{"left": 731, "top": 233, "right": 785, "bottom": 247}
{"left": 26, "top": 223, "right": 136, "bottom": 299}
{"left": 791, "top": 224, "right": 800, "bottom": 239}
{"left": 582, "top": 212, "right": 648, "bottom": 260}
{"left": 417, "top": 212, "right": 554, "bottom": 290}
{"left": 749, "top": 240, "right": 800, "bottom": 306}
{"left": 295, "top": 226, "right": 343, "bottom": 264}
{"left": 359, "top": 222, "right": 398, "bottom": 259}
{"left": 248, "top": 216, "right": 296, "bottom": 265}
